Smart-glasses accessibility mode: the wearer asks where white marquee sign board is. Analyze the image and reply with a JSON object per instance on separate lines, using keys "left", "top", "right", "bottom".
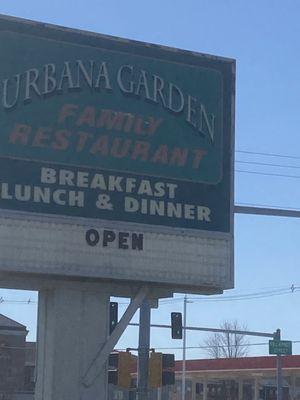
{"left": 0, "top": 213, "right": 232, "bottom": 291}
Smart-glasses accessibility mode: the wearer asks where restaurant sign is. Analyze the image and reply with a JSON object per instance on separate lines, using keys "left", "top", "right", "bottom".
{"left": 0, "top": 15, "right": 235, "bottom": 292}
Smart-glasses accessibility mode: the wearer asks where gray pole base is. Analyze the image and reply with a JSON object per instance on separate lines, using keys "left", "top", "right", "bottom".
{"left": 137, "top": 299, "right": 151, "bottom": 400}
{"left": 35, "top": 284, "right": 109, "bottom": 400}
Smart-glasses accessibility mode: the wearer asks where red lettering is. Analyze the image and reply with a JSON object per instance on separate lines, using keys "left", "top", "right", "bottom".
{"left": 147, "top": 117, "right": 163, "bottom": 135}
{"left": 76, "top": 131, "right": 93, "bottom": 152}
{"left": 76, "top": 106, "right": 96, "bottom": 127}
{"left": 110, "top": 138, "right": 131, "bottom": 158}
{"left": 96, "top": 110, "right": 125, "bottom": 131}
{"left": 131, "top": 141, "right": 150, "bottom": 161}
{"left": 123, "top": 114, "right": 135, "bottom": 133}
{"left": 32, "top": 127, "right": 52, "bottom": 148}
{"left": 9, "top": 123, "right": 31, "bottom": 145}
{"left": 170, "top": 148, "right": 188, "bottom": 167}
{"left": 152, "top": 145, "right": 169, "bottom": 164}
{"left": 90, "top": 135, "right": 109, "bottom": 155}
{"left": 52, "top": 130, "right": 72, "bottom": 150}
{"left": 133, "top": 117, "right": 147, "bottom": 135}
{"left": 192, "top": 149, "right": 207, "bottom": 168}
{"left": 58, "top": 104, "right": 78, "bottom": 123}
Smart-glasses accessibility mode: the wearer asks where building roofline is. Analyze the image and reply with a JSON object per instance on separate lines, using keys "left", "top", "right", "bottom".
{"left": 174, "top": 355, "right": 300, "bottom": 372}
{"left": 0, "top": 313, "right": 27, "bottom": 331}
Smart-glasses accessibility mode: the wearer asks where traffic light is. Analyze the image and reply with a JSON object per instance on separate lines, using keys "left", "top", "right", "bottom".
{"left": 171, "top": 312, "right": 182, "bottom": 339}
{"left": 109, "top": 302, "right": 118, "bottom": 334}
{"left": 149, "top": 352, "right": 162, "bottom": 388}
{"left": 273, "top": 328, "right": 281, "bottom": 341}
{"left": 108, "top": 351, "right": 133, "bottom": 388}
{"left": 162, "top": 354, "right": 175, "bottom": 386}
{"left": 149, "top": 352, "right": 175, "bottom": 388}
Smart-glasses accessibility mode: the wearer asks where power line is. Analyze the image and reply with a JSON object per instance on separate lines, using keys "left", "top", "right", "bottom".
{"left": 235, "top": 150, "right": 300, "bottom": 179}
{"left": 0, "top": 286, "right": 299, "bottom": 306}
{"left": 117, "top": 340, "right": 300, "bottom": 352}
{"left": 236, "top": 160, "right": 300, "bottom": 170}
{"left": 157, "top": 286, "right": 300, "bottom": 305}
{"left": 0, "top": 298, "right": 37, "bottom": 304}
{"left": 236, "top": 150, "right": 300, "bottom": 160}
{"left": 187, "top": 291, "right": 300, "bottom": 303}
{"left": 5, "top": 340, "right": 300, "bottom": 352}
{"left": 188, "top": 286, "right": 297, "bottom": 299}
{"left": 236, "top": 169, "right": 300, "bottom": 179}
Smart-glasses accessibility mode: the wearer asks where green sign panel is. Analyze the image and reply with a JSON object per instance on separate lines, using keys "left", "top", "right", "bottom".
{"left": 0, "top": 15, "right": 235, "bottom": 231}
{"left": 269, "top": 340, "right": 292, "bottom": 355}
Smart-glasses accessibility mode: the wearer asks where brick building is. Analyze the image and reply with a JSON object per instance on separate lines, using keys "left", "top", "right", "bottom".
{"left": 0, "top": 314, "right": 28, "bottom": 396}
{"left": 110, "top": 355, "right": 300, "bottom": 400}
{"left": 0, "top": 314, "right": 35, "bottom": 400}
{"left": 164, "top": 356, "right": 300, "bottom": 400}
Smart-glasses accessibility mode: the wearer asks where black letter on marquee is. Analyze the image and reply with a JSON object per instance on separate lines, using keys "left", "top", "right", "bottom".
{"left": 86, "top": 229, "right": 100, "bottom": 247}
{"left": 132, "top": 233, "right": 144, "bottom": 250}
{"left": 103, "top": 230, "right": 116, "bottom": 247}
{"left": 119, "top": 232, "right": 129, "bottom": 249}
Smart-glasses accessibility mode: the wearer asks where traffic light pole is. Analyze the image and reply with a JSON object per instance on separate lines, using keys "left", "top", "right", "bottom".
{"left": 131, "top": 321, "right": 285, "bottom": 400}
{"left": 276, "top": 329, "right": 283, "bottom": 400}
{"left": 137, "top": 299, "right": 151, "bottom": 400}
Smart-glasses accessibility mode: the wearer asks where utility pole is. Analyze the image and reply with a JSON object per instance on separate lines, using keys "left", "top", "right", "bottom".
{"left": 137, "top": 299, "right": 151, "bottom": 400}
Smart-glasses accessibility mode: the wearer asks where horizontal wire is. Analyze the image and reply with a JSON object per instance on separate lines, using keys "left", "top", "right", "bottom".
{"left": 165, "top": 288, "right": 299, "bottom": 304}
{"left": 187, "top": 291, "right": 299, "bottom": 303}
{"left": 0, "top": 299, "right": 37, "bottom": 304}
{"left": 236, "top": 160, "right": 300, "bottom": 170}
{"left": 187, "top": 287, "right": 296, "bottom": 299}
{"left": 4, "top": 340, "right": 300, "bottom": 352}
{"left": 0, "top": 291, "right": 298, "bottom": 306}
{"left": 236, "top": 169, "right": 300, "bottom": 179}
{"left": 116, "top": 340, "right": 300, "bottom": 352}
{"left": 1, "top": 287, "right": 299, "bottom": 306}
{"left": 236, "top": 150, "right": 300, "bottom": 160}
{"left": 234, "top": 149, "right": 300, "bottom": 179}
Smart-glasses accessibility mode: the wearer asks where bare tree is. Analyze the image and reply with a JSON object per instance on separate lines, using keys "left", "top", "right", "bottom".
{"left": 204, "top": 320, "right": 249, "bottom": 358}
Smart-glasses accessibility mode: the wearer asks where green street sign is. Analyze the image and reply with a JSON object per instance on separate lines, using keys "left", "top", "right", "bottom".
{"left": 269, "top": 340, "right": 292, "bottom": 355}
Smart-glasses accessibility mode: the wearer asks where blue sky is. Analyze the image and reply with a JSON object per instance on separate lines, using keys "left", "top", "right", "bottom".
{"left": 0, "top": 0, "right": 299, "bottom": 360}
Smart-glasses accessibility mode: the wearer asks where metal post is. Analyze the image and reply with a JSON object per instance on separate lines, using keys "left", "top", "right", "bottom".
{"left": 181, "top": 295, "right": 187, "bottom": 400}
{"left": 276, "top": 329, "right": 283, "bottom": 400}
{"left": 157, "top": 387, "right": 162, "bottom": 400}
{"left": 277, "top": 355, "right": 283, "bottom": 400}
{"left": 137, "top": 299, "right": 151, "bottom": 400}
{"left": 254, "top": 378, "right": 259, "bottom": 400}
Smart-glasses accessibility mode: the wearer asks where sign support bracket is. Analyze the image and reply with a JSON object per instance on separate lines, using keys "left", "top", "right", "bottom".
{"left": 82, "top": 285, "right": 149, "bottom": 388}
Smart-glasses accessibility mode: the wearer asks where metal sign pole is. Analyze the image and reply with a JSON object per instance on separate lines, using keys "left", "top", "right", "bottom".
{"left": 181, "top": 295, "right": 187, "bottom": 400}
{"left": 137, "top": 299, "right": 151, "bottom": 400}
{"left": 277, "top": 355, "right": 283, "bottom": 400}
{"left": 275, "top": 328, "right": 283, "bottom": 400}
